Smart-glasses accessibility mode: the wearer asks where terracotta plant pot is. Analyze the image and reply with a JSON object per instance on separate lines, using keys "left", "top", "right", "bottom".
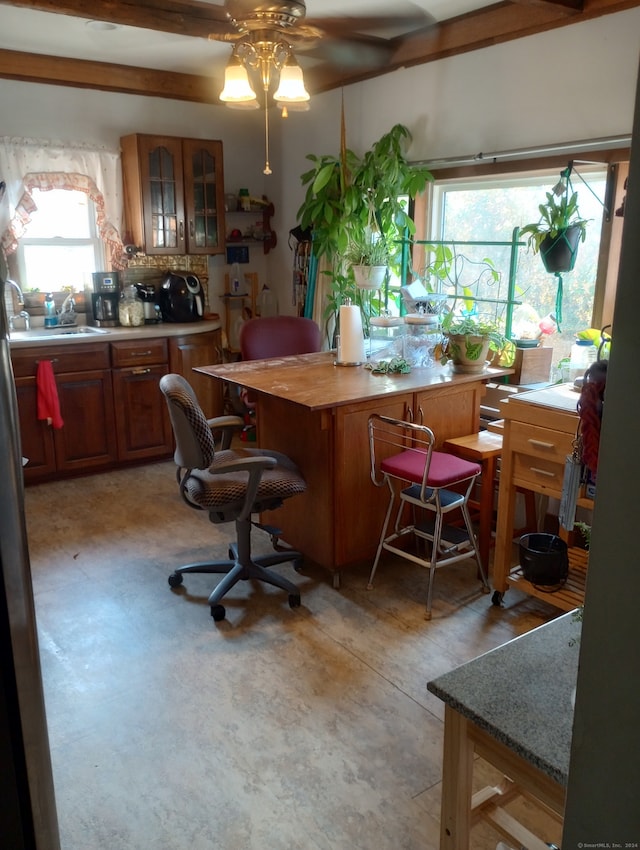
{"left": 446, "top": 332, "right": 491, "bottom": 373}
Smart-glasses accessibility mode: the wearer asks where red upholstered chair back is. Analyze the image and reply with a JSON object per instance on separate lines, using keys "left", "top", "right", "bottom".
{"left": 240, "top": 316, "right": 322, "bottom": 362}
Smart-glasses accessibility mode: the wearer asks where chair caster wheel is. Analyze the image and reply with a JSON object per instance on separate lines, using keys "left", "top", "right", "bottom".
{"left": 293, "top": 558, "right": 304, "bottom": 572}
{"left": 289, "top": 594, "right": 301, "bottom": 609}
{"left": 491, "top": 590, "right": 504, "bottom": 607}
{"left": 211, "top": 604, "right": 226, "bottom": 622}
{"left": 168, "top": 572, "right": 183, "bottom": 588}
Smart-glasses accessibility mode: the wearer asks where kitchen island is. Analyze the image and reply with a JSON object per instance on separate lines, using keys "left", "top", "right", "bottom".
{"left": 427, "top": 612, "right": 579, "bottom": 849}
{"left": 196, "top": 352, "right": 511, "bottom": 583}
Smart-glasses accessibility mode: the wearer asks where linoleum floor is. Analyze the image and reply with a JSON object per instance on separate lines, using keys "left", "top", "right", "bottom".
{"left": 25, "top": 460, "right": 563, "bottom": 850}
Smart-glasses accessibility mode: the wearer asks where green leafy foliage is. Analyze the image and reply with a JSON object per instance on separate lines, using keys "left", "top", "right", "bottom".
{"left": 519, "top": 189, "right": 589, "bottom": 254}
{"left": 298, "top": 124, "right": 433, "bottom": 273}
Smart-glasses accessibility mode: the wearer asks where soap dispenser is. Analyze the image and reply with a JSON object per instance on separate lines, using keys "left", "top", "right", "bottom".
{"left": 44, "top": 293, "right": 58, "bottom": 328}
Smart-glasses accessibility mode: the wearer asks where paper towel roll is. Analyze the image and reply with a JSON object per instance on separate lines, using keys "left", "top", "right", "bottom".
{"left": 339, "top": 305, "right": 365, "bottom": 364}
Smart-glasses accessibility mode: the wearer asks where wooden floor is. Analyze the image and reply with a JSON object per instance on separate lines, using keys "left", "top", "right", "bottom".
{"left": 26, "top": 460, "right": 564, "bottom": 850}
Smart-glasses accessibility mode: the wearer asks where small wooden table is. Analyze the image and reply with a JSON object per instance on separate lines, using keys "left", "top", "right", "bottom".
{"left": 492, "top": 383, "right": 592, "bottom": 610}
{"left": 197, "top": 352, "right": 511, "bottom": 583}
{"left": 428, "top": 613, "right": 580, "bottom": 849}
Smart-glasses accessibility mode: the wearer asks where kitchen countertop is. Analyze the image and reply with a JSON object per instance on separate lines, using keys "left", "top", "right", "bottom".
{"left": 427, "top": 612, "right": 581, "bottom": 785}
{"left": 8, "top": 318, "right": 221, "bottom": 348}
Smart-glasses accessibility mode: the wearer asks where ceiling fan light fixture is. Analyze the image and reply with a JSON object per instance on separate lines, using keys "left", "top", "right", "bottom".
{"left": 273, "top": 55, "right": 310, "bottom": 103}
{"left": 220, "top": 54, "right": 258, "bottom": 104}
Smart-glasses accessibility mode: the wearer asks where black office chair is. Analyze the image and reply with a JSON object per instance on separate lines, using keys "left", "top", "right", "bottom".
{"left": 159, "top": 373, "right": 307, "bottom": 622}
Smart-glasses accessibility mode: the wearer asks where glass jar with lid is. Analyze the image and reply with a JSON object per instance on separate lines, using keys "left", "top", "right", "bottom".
{"left": 119, "top": 284, "right": 145, "bottom": 327}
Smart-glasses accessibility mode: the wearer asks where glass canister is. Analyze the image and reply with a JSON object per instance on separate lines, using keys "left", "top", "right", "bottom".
{"left": 402, "top": 314, "right": 441, "bottom": 367}
{"left": 368, "top": 316, "right": 405, "bottom": 361}
{"left": 119, "top": 284, "right": 145, "bottom": 327}
{"left": 569, "top": 338, "right": 596, "bottom": 381}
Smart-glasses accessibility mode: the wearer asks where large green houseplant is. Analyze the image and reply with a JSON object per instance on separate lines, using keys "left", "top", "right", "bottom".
{"left": 519, "top": 173, "right": 589, "bottom": 273}
{"left": 297, "top": 123, "right": 433, "bottom": 342}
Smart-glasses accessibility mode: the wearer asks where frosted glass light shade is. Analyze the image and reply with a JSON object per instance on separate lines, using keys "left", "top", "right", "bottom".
{"left": 274, "top": 57, "right": 310, "bottom": 103}
{"left": 220, "top": 57, "right": 257, "bottom": 104}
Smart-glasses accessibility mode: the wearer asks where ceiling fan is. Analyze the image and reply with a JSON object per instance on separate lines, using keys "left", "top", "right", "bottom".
{"left": 206, "top": 1, "right": 434, "bottom": 173}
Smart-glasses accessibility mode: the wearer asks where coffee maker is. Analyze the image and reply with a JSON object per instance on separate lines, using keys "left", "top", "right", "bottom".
{"left": 87, "top": 271, "right": 120, "bottom": 327}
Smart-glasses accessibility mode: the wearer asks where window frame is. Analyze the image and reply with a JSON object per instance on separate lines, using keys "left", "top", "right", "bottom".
{"left": 15, "top": 187, "right": 105, "bottom": 292}
{"left": 411, "top": 147, "right": 629, "bottom": 333}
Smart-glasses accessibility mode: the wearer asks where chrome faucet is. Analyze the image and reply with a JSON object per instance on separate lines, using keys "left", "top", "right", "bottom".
{"left": 5, "top": 279, "right": 31, "bottom": 331}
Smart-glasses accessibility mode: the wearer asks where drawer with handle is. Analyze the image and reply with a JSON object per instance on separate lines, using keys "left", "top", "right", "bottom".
{"left": 509, "top": 420, "right": 573, "bottom": 465}
{"left": 512, "top": 451, "right": 565, "bottom": 495}
{"left": 110, "top": 338, "right": 168, "bottom": 368}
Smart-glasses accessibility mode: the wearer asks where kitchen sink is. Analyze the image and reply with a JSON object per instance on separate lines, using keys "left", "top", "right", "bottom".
{"left": 10, "top": 325, "right": 111, "bottom": 341}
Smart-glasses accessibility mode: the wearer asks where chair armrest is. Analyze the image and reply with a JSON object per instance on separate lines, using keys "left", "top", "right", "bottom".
{"left": 211, "top": 455, "right": 278, "bottom": 521}
{"left": 207, "top": 415, "right": 245, "bottom": 450}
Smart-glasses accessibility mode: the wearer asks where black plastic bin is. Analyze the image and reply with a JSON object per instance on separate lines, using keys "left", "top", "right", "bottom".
{"left": 519, "top": 533, "right": 569, "bottom": 586}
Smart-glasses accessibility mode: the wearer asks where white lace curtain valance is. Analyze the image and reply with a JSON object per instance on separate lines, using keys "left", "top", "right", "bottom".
{"left": 0, "top": 136, "right": 125, "bottom": 270}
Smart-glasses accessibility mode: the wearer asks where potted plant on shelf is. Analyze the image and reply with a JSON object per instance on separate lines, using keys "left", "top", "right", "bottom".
{"left": 519, "top": 174, "right": 589, "bottom": 273}
{"left": 297, "top": 122, "right": 433, "bottom": 344}
{"left": 440, "top": 311, "right": 514, "bottom": 373}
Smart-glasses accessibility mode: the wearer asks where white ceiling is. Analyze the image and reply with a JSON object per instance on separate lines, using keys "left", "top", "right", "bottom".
{"left": 0, "top": 1, "right": 495, "bottom": 78}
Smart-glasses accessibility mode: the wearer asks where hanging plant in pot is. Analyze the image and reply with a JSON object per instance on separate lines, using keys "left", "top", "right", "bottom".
{"left": 346, "top": 236, "right": 389, "bottom": 291}
{"left": 519, "top": 173, "right": 589, "bottom": 274}
{"left": 519, "top": 168, "right": 590, "bottom": 329}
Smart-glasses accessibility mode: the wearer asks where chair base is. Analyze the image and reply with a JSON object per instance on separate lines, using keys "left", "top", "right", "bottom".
{"left": 168, "top": 540, "right": 303, "bottom": 621}
{"left": 368, "top": 490, "right": 490, "bottom": 620}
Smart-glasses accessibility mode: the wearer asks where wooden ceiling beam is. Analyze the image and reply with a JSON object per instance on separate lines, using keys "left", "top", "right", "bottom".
{"left": 0, "top": 0, "right": 227, "bottom": 39}
{"left": 0, "top": 48, "right": 218, "bottom": 102}
{"left": 510, "top": 0, "right": 584, "bottom": 11}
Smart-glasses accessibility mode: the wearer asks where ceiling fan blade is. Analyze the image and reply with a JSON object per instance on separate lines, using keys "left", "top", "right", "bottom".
{"left": 304, "top": 7, "right": 437, "bottom": 39}
{"left": 296, "top": 33, "right": 394, "bottom": 70}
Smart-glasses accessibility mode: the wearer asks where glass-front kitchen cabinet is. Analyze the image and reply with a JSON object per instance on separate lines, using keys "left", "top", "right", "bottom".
{"left": 121, "top": 134, "right": 226, "bottom": 255}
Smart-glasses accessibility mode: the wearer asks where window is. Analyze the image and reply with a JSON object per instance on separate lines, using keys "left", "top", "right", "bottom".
{"left": 16, "top": 188, "right": 105, "bottom": 291}
{"left": 417, "top": 167, "right": 609, "bottom": 365}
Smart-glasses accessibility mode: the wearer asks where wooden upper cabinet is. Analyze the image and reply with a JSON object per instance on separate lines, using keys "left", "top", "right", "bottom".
{"left": 181, "top": 138, "right": 226, "bottom": 254}
{"left": 121, "top": 134, "right": 226, "bottom": 256}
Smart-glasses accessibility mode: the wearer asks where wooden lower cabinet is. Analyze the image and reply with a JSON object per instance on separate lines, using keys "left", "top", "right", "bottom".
{"left": 169, "top": 329, "right": 222, "bottom": 418}
{"left": 259, "top": 380, "right": 486, "bottom": 575}
{"left": 16, "top": 371, "right": 117, "bottom": 479}
{"left": 110, "top": 338, "right": 172, "bottom": 462}
{"left": 112, "top": 364, "right": 172, "bottom": 461}
{"left": 12, "top": 343, "right": 118, "bottom": 483}
{"left": 12, "top": 328, "right": 222, "bottom": 483}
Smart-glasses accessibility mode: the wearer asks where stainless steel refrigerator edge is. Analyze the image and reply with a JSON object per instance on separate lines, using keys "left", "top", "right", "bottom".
{"left": 1, "top": 263, "right": 61, "bottom": 844}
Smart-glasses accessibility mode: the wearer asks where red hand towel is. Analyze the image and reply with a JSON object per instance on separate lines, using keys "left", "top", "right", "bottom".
{"left": 36, "top": 360, "right": 64, "bottom": 429}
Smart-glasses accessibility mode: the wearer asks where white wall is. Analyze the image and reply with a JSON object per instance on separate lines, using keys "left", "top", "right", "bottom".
{"left": 270, "top": 7, "right": 640, "bottom": 313}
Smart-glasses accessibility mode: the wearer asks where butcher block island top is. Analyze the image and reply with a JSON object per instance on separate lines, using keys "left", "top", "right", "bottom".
{"left": 196, "top": 351, "right": 511, "bottom": 412}
{"left": 196, "top": 352, "right": 512, "bottom": 581}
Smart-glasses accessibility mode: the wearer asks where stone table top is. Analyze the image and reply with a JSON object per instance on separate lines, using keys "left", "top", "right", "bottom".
{"left": 427, "top": 612, "right": 581, "bottom": 785}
